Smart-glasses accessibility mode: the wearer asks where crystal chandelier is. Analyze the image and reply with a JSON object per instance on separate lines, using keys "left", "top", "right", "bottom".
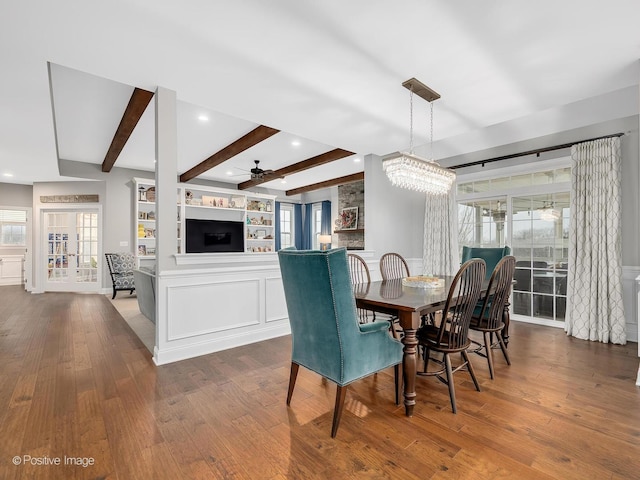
{"left": 383, "top": 78, "right": 456, "bottom": 195}
{"left": 540, "top": 202, "right": 561, "bottom": 221}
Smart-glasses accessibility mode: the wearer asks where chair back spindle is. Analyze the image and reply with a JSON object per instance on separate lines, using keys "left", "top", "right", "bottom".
{"left": 379, "top": 253, "right": 410, "bottom": 280}
{"left": 437, "top": 259, "right": 486, "bottom": 350}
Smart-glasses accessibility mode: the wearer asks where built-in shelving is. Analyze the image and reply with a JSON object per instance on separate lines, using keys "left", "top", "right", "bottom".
{"left": 133, "top": 179, "right": 276, "bottom": 264}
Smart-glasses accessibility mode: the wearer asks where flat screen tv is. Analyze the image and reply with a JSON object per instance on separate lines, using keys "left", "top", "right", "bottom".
{"left": 185, "top": 219, "right": 245, "bottom": 253}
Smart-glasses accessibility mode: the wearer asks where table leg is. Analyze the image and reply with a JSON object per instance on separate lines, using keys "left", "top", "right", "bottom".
{"left": 502, "top": 301, "right": 511, "bottom": 347}
{"left": 401, "top": 328, "right": 418, "bottom": 416}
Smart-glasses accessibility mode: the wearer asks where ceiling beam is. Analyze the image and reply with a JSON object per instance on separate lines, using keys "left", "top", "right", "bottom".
{"left": 180, "top": 125, "right": 280, "bottom": 183}
{"left": 285, "top": 172, "right": 364, "bottom": 196}
{"left": 101, "top": 88, "right": 154, "bottom": 172}
{"left": 237, "top": 148, "right": 354, "bottom": 190}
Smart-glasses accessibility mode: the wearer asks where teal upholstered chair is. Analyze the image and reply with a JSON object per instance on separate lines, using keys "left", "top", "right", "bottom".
{"left": 461, "top": 246, "right": 511, "bottom": 280}
{"left": 278, "top": 247, "right": 403, "bottom": 438}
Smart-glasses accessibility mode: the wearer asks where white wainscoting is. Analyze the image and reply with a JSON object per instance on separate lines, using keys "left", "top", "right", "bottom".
{"left": 265, "top": 276, "right": 288, "bottom": 323}
{"left": 167, "top": 277, "right": 261, "bottom": 341}
{"left": 0, "top": 255, "right": 24, "bottom": 286}
{"left": 153, "top": 261, "right": 290, "bottom": 365}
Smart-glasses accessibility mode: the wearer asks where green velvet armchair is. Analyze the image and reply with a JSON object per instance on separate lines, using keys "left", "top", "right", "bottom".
{"left": 461, "top": 246, "right": 511, "bottom": 279}
{"left": 278, "top": 247, "right": 403, "bottom": 438}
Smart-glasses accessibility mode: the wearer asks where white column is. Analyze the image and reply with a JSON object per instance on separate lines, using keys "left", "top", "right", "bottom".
{"left": 154, "top": 86, "right": 178, "bottom": 364}
{"left": 155, "top": 86, "right": 178, "bottom": 273}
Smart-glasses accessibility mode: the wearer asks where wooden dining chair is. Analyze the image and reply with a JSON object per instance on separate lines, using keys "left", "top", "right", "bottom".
{"left": 347, "top": 253, "right": 375, "bottom": 324}
{"left": 379, "top": 252, "right": 410, "bottom": 280}
{"left": 417, "top": 258, "right": 486, "bottom": 413}
{"left": 469, "top": 256, "right": 516, "bottom": 379}
{"left": 378, "top": 252, "right": 410, "bottom": 338}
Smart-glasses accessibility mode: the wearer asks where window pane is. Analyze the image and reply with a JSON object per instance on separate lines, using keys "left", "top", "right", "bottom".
{"left": 554, "top": 167, "right": 571, "bottom": 183}
{"left": 279, "top": 204, "right": 295, "bottom": 249}
{"left": 532, "top": 171, "right": 554, "bottom": 185}
{"left": 0, "top": 209, "right": 27, "bottom": 246}
{"left": 510, "top": 174, "right": 532, "bottom": 188}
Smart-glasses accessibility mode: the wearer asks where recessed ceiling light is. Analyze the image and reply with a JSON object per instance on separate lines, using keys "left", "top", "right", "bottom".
{"left": 226, "top": 171, "right": 233, "bottom": 176}
{"left": 281, "top": 179, "right": 287, "bottom": 184}
{"left": 291, "top": 140, "right": 301, "bottom": 147}
{"left": 3, "top": 173, "right": 13, "bottom": 177}
{"left": 353, "top": 157, "right": 361, "bottom": 163}
{"left": 198, "top": 115, "right": 209, "bottom": 122}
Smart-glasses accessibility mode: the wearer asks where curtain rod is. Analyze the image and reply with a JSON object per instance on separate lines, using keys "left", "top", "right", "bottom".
{"left": 449, "top": 132, "right": 625, "bottom": 170}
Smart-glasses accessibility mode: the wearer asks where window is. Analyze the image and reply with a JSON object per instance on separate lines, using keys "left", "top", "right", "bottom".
{"left": 312, "top": 203, "right": 322, "bottom": 250}
{"left": 457, "top": 161, "right": 570, "bottom": 326}
{"left": 279, "top": 203, "right": 295, "bottom": 249}
{"left": 0, "top": 209, "right": 27, "bottom": 246}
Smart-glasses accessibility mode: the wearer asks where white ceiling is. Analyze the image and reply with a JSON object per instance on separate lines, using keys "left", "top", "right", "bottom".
{"left": 1, "top": 1, "right": 639, "bottom": 191}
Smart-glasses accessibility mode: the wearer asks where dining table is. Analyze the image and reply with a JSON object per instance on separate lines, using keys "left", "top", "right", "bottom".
{"left": 354, "top": 276, "right": 506, "bottom": 416}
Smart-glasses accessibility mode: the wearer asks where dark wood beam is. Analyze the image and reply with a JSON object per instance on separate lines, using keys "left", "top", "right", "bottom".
{"left": 285, "top": 172, "right": 364, "bottom": 196}
{"left": 237, "top": 148, "right": 354, "bottom": 190}
{"left": 180, "top": 125, "right": 280, "bottom": 183}
{"left": 102, "top": 88, "right": 154, "bottom": 172}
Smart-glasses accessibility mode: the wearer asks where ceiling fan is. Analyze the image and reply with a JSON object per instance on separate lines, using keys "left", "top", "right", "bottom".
{"left": 228, "top": 160, "right": 281, "bottom": 182}
{"left": 249, "top": 160, "right": 274, "bottom": 179}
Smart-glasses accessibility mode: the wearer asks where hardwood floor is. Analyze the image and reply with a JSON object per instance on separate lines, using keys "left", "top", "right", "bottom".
{"left": 0, "top": 285, "right": 639, "bottom": 479}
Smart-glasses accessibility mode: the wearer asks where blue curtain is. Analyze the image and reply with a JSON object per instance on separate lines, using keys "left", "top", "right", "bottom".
{"left": 321, "top": 200, "right": 332, "bottom": 248}
{"left": 302, "top": 203, "right": 313, "bottom": 249}
{"left": 321, "top": 201, "right": 331, "bottom": 234}
{"left": 274, "top": 201, "right": 281, "bottom": 251}
{"left": 294, "top": 203, "right": 303, "bottom": 249}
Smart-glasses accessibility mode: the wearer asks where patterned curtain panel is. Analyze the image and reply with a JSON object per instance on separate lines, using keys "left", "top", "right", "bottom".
{"left": 566, "top": 137, "right": 626, "bottom": 344}
{"left": 423, "top": 189, "right": 459, "bottom": 276}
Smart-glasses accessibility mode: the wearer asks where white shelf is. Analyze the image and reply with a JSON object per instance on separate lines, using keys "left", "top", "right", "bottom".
{"left": 185, "top": 204, "right": 245, "bottom": 212}
{"left": 134, "top": 178, "right": 276, "bottom": 264}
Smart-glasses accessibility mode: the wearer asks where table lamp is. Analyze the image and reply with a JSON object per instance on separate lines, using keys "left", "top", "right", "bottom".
{"left": 319, "top": 235, "right": 332, "bottom": 251}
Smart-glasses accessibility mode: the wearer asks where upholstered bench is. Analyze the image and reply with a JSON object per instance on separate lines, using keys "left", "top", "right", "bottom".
{"left": 133, "top": 266, "right": 156, "bottom": 324}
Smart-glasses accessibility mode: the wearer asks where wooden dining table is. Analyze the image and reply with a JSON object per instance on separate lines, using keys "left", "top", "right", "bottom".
{"left": 354, "top": 277, "right": 506, "bottom": 416}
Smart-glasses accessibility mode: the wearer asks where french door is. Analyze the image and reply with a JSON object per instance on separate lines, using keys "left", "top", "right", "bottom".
{"left": 458, "top": 191, "right": 569, "bottom": 326}
{"left": 43, "top": 209, "right": 101, "bottom": 292}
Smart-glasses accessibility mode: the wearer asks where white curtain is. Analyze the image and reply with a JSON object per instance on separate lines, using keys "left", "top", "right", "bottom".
{"left": 566, "top": 137, "right": 626, "bottom": 344}
{"left": 423, "top": 188, "right": 459, "bottom": 276}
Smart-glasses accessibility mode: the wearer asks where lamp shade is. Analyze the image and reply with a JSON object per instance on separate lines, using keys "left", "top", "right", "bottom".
{"left": 319, "top": 235, "right": 332, "bottom": 244}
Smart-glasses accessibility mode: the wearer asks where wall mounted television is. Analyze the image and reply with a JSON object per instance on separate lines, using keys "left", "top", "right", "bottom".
{"left": 185, "top": 219, "right": 245, "bottom": 253}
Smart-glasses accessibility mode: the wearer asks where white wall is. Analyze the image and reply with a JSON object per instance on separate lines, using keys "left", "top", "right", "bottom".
{"left": 364, "top": 153, "right": 425, "bottom": 262}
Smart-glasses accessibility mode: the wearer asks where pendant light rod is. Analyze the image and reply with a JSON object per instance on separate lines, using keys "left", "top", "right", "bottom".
{"left": 402, "top": 78, "right": 440, "bottom": 103}
{"left": 449, "top": 132, "right": 624, "bottom": 170}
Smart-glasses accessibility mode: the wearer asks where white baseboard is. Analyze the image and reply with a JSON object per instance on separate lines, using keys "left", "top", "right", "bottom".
{"left": 153, "top": 322, "right": 291, "bottom": 365}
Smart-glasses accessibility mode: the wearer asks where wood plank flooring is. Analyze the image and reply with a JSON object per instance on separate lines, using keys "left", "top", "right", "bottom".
{"left": 0, "top": 284, "right": 639, "bottom": 479}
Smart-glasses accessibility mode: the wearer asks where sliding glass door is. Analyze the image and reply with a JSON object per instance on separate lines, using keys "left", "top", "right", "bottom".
{"left": 457, "top": 160, "right": 571, "bottom": 327}
{"left": 511, "top": 192, "right": 569, "bottom": 323}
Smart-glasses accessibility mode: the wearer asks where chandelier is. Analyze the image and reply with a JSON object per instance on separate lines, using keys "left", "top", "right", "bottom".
{"left": 539, "top": 202, "right": 561, "bottom": 221}
{"left": 383, "top": 78, "right": 456, "bottom": 195}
